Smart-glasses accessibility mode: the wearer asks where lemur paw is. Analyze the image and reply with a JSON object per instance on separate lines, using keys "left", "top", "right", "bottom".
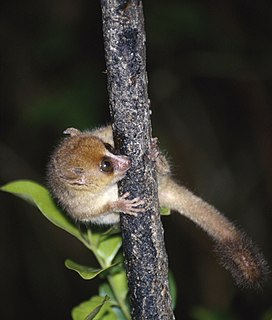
{"left": 149, "top": 138, "right": 171, "bottom": 175}
{"left": 149, "top": 138, "right": 160, "bottom": 161}
{"left": 115, "top": 192, "right": 144, "bottom": 216}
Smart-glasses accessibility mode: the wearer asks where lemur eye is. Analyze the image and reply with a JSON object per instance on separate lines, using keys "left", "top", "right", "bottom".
{"left": 100, "top": 157, "right": 113, "bottom": 173}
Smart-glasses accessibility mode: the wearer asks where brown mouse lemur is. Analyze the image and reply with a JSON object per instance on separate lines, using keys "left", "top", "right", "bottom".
{"left": 47, "top": 125, "right": 269, "bottom": 289}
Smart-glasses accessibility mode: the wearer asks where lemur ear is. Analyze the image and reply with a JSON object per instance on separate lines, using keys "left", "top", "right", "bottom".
{"left": 63, "top": 128, "right": 81, "bottom": 137}
{"left": 104, "top": 143, "right": 115, "bottom": 153}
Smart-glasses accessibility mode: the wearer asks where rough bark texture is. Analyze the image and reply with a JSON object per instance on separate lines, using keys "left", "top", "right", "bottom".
{"left": 101, "top": 1, "right": 175, "bottom": 319}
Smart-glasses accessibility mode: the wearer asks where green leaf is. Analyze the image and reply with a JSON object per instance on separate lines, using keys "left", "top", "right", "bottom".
{"left": 72, "top": 296, "right": 110, "bottom": 320}
{"left": 65, "top": 259, "right": 117, "bottom": 280}
{"left": 65, "top": 260, "right": 104, "bottom": 280}
{"left": 87, "top": 226, "right": 120, "bottom": 249}
{"left": 98, "top": 284, "right": 128, "bottom": 320}
{"left": 99, "top": 283, "right": 116, "bottom": 303}
{"left": 97, "top": 225, "right": 121, "bottom": 241}
{"left": 1, "top": 180, "right": 82, "bottom": 241}
{"left": 108, "top": 270, "right": 128, "bottom": 302}
{"left": 168, "top": 271, "right": 177, "bottom": 309}
{"left": 160, "top": 206, "right": 171, "bottom": 216}
{"left": 96, "top": 235, "right": 122, "bottom": 267}
{"left": 110, "top": 308, "right": 127, "bottom": 320}
{"left": 101, "top": 309, "right": 119, "bottom": 320}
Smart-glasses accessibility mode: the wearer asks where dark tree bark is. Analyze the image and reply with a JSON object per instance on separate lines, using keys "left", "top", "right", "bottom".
{"left": 101, "top": 1, "right": 175, "bottom": 319}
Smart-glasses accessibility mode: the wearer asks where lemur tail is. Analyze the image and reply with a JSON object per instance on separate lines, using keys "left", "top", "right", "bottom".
{"left": 158, "top": 176, "right": 270, "bottom": 289}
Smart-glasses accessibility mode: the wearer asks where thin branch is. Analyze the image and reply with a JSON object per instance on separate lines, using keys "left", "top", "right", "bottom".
{"left": 101, "top": 0, "right": 175, "bottom": 319}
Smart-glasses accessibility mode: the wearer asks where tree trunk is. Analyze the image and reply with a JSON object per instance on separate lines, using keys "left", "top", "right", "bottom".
{"left": 101, "top": 1, "right": 175, "bottom": 319}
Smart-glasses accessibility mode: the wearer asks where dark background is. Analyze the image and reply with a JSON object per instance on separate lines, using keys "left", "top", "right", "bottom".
{"left": 1, "top": 0, "right": 272, "bottom": 319}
